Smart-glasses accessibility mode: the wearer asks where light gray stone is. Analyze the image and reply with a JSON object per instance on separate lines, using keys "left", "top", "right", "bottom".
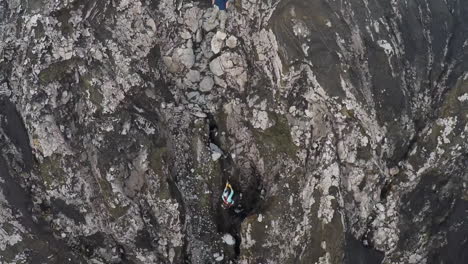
{"left": 192, "top": 111, "right": 207, "bottom": 118}
{"left": 219, "top": 53, "right": 234, "bottom": 69}
{"left": 195, "top": 29, "right": 203, "bottom": 43}
{"left": 210, "top": 143, "right": 223, "bottom": 161}
{"left": 211, "top": 31, "right": 227, "bottom": 54}
{"left": 163, "top": 56, "right": 180, "bottom": 73}
{"left": 199, "top": 76, "right": 214, "bottom": 92}
{"left": 186, "top": 91, "right": 200, "bottom": 101}
{"left": 180, "top": 30, "right": 192, "bottom": 40}
{"left": 226, "top": 36, "right": 238, "bottom": 48}
{"left": 214, "top": 76, "right": 227, "bottom": 88}
{"left": 216, "top": 31, "right": 227, "bottom": 40}
{"left": 202, "top": 7, "right": 219, "bottom": 32}
{"left": 209, "top": 57, "right": 224, "bottom": 76}
{"left": 212, "top": 152, "right": 222, "bottom": 161}
{"left": 175, "top": 48, "right": 195, "bottom": 69}
{"left": 184, "top": 7, "right": 202, "bottom": 32}
{"left": 186, "top": 39, "right": 193, "bottom": 48}
{"left": 186, "top": 70, "right": 201, "bottom": 83}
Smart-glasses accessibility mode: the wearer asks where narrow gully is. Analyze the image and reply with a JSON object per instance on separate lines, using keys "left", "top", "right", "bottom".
{"left": 207, "top": 114, "right": 264, "bottom": 259}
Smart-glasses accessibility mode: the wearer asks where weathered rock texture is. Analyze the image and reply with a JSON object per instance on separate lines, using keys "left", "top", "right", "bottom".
{"left": 1, "top": 0, "right": 468, "bottom": 263}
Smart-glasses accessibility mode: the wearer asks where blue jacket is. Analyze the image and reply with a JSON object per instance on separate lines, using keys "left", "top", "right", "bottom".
{"left": 215, "top": 0, "right": 229, "bottom": 10}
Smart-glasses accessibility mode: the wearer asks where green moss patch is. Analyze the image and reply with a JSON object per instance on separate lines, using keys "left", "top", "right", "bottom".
{"left": 97, "top": 178, "right": 129, "bottom": 219}
{"left": 440, "top": 78, "right": 468, "bottom": 118}
{"left": 149, "top": 146, "right": 171, "bottom": 200}
{"left": 253, "top": 113, "right": 298, "bottom": 158}
{"left": 38, "top": 154, "right": 65, "bottom": 189}
{"left": 80, "top": 75, "right": 104, "bottom": 107}
{"left": 38, "top": 58, "right": 80, "bottom": 84}
{"left": 149, "top": 146, "right": 168, "bottom": 176}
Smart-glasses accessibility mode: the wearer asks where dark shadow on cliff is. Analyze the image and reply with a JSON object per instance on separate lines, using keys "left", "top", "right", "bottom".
{"left": 0, "top": 96, "right": 33, "bottom": 172}
{"left": 344, "top": 232, "right": 384, "bottom": 264}
{"left": 427, "top": 199, "right": 468, "bottom": 264}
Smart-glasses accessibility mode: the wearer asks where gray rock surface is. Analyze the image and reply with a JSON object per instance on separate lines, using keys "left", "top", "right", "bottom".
{"left": 199, "top": 76, "right": 215, "bottom": 92}
{"left": 186, "top": 70, "right": 201, "bottom": 83}
{"left": 1, "top": 0, "right": 468, "bottom": 264}
{"left": 209, "top": 57, "right": 225, "bottom": 76}
{"left": 211, "top": 31, "right": 227, "bottom": 54}
{"left": 226, "top": 35, "right": 238, "bottom": 49}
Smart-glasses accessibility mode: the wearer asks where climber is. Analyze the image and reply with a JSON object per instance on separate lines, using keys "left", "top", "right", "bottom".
{"left": 221, "top": 182, "right": 235, "bottom": 208}
{"left": 210, "top": 0, "right": 230, "bottom": 30}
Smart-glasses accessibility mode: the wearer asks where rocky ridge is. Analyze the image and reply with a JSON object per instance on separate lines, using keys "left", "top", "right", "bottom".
{"left": 0, "top": 0, "right": 468, "bottom": 263}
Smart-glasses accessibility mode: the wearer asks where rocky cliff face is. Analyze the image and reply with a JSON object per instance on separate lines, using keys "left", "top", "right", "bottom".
{"left": 1, "top": 0, "right": 468, "bottom": 263}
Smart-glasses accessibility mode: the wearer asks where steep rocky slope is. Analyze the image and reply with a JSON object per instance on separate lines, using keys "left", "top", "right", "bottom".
{"left": 1, "top": 0, "right": 467, "bottom": 263}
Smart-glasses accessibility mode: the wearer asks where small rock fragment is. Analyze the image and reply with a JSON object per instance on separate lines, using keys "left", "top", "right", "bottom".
{"left": 145, "top": 88, "right": 156, "bottom": 99}
{"left": 202, "top": 8, "right": 219, "bottom": 31}
{"left": 186, "top": 39, "right": 193, "bottom": 48}
{"left": 226, "top": 36, "right": 238, "bottom": 48}
{"left": 186, "top": 91, "right": 200, "bottom": 101}
{"left": 163, "top": 56, "right": 179, "bottom": 73}
{"left": 192, "top": 112, "right": 207, "bottom": 118}
{"left": 215, "top": 254, "right": 224, "bottom": 261}
{"left": 186, "top": 70, "right": 201, "bottom": 83}
{"left": 211, "top": 31, "right": 227, "bottom": 54}
{"left": 212, "top": 152, "right": 222, "bottom": 161}
{"left": 252, "top": 109, "right": 271, "bottom": 130}
{"left": 184, "top": 7, "right": 202, "bottom": 32}
{"left": 214, "top": 76, "right": 227, "bottom": 88}
{"left": 209, "top": 57, "right": 224, "bottom": 76}
{"left": 389, "top": 167, "right": 399, "bottom": 176}
{"left": 210, "top": 143, "right": 223, "bottom": 161}
{"left": 376, "top": 203, "right": 385, "bottom": 212}
{"left": 220, "top": 56, "right": 234, "bottom": 69}
{"left": 213, "top": 253, "right": 224, "bottom": 261}
{"left": 146, "top": 18, "right": 156, "bottom": 32}
{"left": 199, "top": 76, "right": 214, "bottom": 92}
{"left": 195, "top": 29, "right": 203, "bottom": 43}
{"left": 180, "top": 30, "right": 192, "bottom": 39}
{"left": 175, "top": 48, "right": 195, "bottom": 69}
{"left": 222, "top": 233, "right": 236, "bottom": 245}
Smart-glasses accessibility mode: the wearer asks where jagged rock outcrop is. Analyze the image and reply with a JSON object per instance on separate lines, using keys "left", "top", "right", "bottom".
{"left": 1, "top": 0, "right": 467, "bottom": 263}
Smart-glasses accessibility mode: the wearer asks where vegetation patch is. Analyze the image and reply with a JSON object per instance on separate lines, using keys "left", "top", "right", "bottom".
{"left": 80, "top": 75, "right": 104, "bottom": 108}
{"left": 253, "top": 113, "right": 298, "bottom": 158}
{"left": 98, "top": 178, "right": 129, "bottom": 219}
{"left": 38, "top": 154, "right": 65, "bottom": 189}
{"left": 340, "top": 106, "right": 355, "bottom": 119}
{"left": 149, "top": 146, "right": 168, "bottom": 176}
{"left": 51, "top": 7, "right": 73, "bottom": 35}
{"left": 149, "top": 145, "right": 171, "bottom": 200}
{"left": 0, "top": 237, "right": 50, "bottom": 264}
{"left": 356, "top": 143, "right": 372, "bottom": 160}
{"left": 440, "top": 78, "right": 468, "bottom": 117}
{"left": 38, "top": 58, "right": 80, "bottom": 84}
